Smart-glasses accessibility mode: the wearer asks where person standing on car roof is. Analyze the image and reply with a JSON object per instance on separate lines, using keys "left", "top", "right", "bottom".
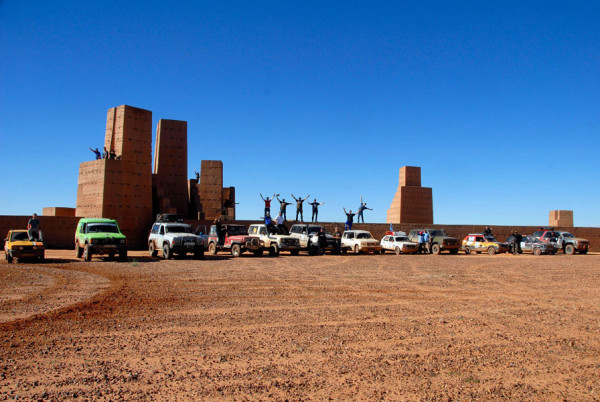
{"left": 309, "top": 198, "right": 325, "bottom": 222}
{"left": 276, "top": 195, "right": 292, "bottom": 220}
{"left": 292, "top": 194, "right": 310, "bottom": 222}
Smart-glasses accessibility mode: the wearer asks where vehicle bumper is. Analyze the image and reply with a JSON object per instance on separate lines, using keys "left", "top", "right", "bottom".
{"left": 7, "top": 249, "right": 44, "bottom": 259}
{"left": 360, "top": 246, "right": 382, "bottom": 253}
{"left": 91, "top": 245, "right": 127, "bottom": 254}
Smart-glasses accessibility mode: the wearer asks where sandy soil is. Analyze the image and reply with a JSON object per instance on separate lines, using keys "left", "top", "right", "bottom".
{"left": 1, "top": 250, "right": 599, "bottom": 400}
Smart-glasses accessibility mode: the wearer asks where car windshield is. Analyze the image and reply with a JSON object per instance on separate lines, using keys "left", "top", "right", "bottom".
{"left": 427, "top": 229, "right": 446, "bottom": 237}
{"left": 357, "top": 233, "right": 373, "bottom": 239}
{"left": 559, "top": 232, "right": 575, "bottom": 238}
{"left": 86, "top": 223, "right": 119, "bottom": 233}
{"left": 166, "top": 225, "right": 193, "bottom": 234}
{"left": 484, "top": 235, "right": 498, "bottom": 242}
{"left": 394, "top": 236, "right": 408, "bottom": 241}
{"left": 227, "top": 226, "right": 248, "bottom": 236}
{"left": 10, "top": 232, "right": 29, "bottom": 241}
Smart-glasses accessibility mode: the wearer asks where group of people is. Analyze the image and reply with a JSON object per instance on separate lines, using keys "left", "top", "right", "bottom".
{"left": 89, "top": 147, "right": 120, "bottom": 160}
{"left": 260, "top": 193, "right": 373, "bottom": 229}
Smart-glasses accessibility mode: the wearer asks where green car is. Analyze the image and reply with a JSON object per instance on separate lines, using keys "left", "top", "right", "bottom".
{"left": 75, "top": 218, "right": 127, "bottom": 261}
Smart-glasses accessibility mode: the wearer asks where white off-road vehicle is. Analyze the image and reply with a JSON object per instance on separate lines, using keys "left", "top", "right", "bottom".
{"left": 341, "top": 230, "right": 381, "bottom": 254}
{"left": 148, "top": 221, "right": 204, "bottom": 259}
{"left": 248, "top": 224, "right": 301, "bottom": 256}
{"left": 380, "top": 232, "right": 419, "bottom": 254}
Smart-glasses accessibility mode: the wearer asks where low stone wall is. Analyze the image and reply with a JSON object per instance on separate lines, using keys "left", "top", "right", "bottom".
{"left": 2, "top": 215, "right": 599, "bottom": 252}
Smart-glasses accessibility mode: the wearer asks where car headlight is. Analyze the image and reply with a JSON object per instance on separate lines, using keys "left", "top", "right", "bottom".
{"left": 120, "top": 239, "right": 126, "bottom": 244}
{"left": 173, "top": 238, "right": 181, "bottom": 246}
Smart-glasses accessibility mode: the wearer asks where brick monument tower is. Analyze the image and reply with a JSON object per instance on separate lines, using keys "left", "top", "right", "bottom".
{"left": 76, "top": 105, "right": 153, "bottom": 244}
{"left": 152, "top": 119, "right": 188, "bottom": 217}
{"left": 386, "top": 166, "right": 433, "bottom": 224}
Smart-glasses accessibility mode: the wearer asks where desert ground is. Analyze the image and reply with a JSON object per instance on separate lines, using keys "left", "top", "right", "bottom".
{"left": 1, "top": 250, "right": 599, "bottom": 400}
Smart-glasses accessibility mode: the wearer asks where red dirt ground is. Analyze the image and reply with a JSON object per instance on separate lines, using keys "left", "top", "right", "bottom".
{"left": 1, "top": 250, "right": 599, "bottom": 400}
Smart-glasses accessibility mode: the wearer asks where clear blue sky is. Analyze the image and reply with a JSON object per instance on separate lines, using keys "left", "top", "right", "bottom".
{"left": 1, "top": 1, "right": 598, "bottom": 226}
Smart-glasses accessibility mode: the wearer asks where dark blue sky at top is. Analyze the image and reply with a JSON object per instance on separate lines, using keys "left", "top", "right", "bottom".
{"left": 1, "top": 1, "right": 598, "bottom": 226}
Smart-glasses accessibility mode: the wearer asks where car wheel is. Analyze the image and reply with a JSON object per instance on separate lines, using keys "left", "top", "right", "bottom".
{"left": 380, "top": 248, "right": 385, "bottom": 254}
{"left": 231, "top": 244, "right": 241, "bottom": 257}
{"left": 464, "top": 246, "right": 471, "bottom": 255}
{"left": 580, "top": 249, "right": 588, "bottom": 255}
{"left": 565, "top": 244, "right": 575, "bottom": 255}
{"left": 163, "top": 243, "right": 171, "bottom": 260}
{"left": 341, "top": 248, "right": 347, "bottom": 254}
{"left": 119, "top": 249, "right": 127, "bottom": 261}
{"left": 83, "top": 244, "right": 92, "bottom": 261}
{"left": 75, "top": 243, "right": 83, "bottom": 258}
{"left": 194, "top": 247, "right": 204, "bottom": 259}
{"left": 6, "top": 251, "right": 13, "bottom": 264}
{"left": 488, "top": 247, "right": 496, "bottom": 255}
{"left": 290, "top": 250, "right": 300, "bottom": 256}
{"left": 253, "top": 249, "right": 263, "bottom": 257}
{"left": 449, "top": 249, "right": 459, "bottom": 255}
{"left": 208, "top": 242, "right": 217, "bottom": 255}
{"left": 108, "top": 252, "right": 116, "bottom": 260}
{"left": 395, "top": 246, "right": 401, "bottom": 255}
{"left": 533, "top": 247, "right": 542, "bottom": 256}
{"left": 149, "top": 242, "right": 158, "bottom": 257}
{"left": 269, "top": 244, "right": 279, "bottom": 256}
{"left": 354, "top": 245, "right": 360, "bottom": 254}
{"left": 432, "top": 244, "right": 441, "bottom": 255}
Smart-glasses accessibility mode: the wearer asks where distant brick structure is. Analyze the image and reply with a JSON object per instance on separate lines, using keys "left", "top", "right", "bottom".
{"left": 42, "top": 207, "right": 76, "bottom": 217}
{"left": 549, "top": 210, "right": 573, "bottom": 227}
{"left": 152, "top": 119, "right": 188, "bottom": 217}
{"left": 188, "top": 161, "right": 236, "bottom": 221}
{"left": 386, "top": 166, "right": 433, "bottom": 224}
{"left": 76, "top": 105, "right": 154, "bottom": 245}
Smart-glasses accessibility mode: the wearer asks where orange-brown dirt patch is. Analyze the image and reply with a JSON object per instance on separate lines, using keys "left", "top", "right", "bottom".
{"left": 1, "top": 250, "right": 599, "bottom": 400}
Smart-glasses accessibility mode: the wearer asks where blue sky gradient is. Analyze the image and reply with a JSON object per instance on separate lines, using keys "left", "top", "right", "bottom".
{"left": 1, "top": 1, "right": 598, "bottom": 226}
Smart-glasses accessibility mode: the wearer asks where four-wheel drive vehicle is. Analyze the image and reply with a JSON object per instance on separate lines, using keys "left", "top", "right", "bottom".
{"left": 207, "top": 224, "right": 261, "bottom": 257}
{"left": 288, "top": 224, "right": 339, "bottom": 255}
{"left": 341, "top": 230, "right": 382, "bottom": 254}
{"left": 148, "top": 221, "right": 204, "bottom": 259}
{"left": 461, "top": 233, "right": 509, "bottom": 255}
{"left": 380, "top": 232, "right": 418, "bottom": 254}
{"left": 248, "top": 224, "right": 301, "bottom": 256}
{"left": 4, "top": 230, "right": 45, "bottom": 263}
{"left": 532, "top": 229, "right": 589, "bottom": 255}
{"left": 408, "top": 229, "right": 460, "bottom": 255}
{"left": 518, "top": 235, "right": 556, "bottom": 255}
{"left": 75, "top": 218, "right": 127, "bottom": 261}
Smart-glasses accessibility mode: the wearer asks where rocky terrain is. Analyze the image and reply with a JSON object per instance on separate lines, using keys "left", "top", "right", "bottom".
{"left": 1, "top": 250, "right": 599, "bottom": 400}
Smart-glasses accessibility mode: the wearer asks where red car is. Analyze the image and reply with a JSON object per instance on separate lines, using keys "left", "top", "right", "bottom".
{"left": 207, "top": 224, "right": 261, "bottom": 257}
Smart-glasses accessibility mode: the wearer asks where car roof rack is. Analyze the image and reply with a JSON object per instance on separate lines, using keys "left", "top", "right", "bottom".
{"left": 156, "top": 213, "right": 183, "bottom": 223}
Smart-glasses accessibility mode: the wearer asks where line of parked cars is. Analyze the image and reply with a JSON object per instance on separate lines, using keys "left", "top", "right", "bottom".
{"left": 2, "top": 216, "right": 590, "bottom": 264}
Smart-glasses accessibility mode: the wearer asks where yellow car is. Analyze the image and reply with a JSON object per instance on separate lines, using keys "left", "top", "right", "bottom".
{"left": 461, "top": 233, "right": 509, "bottom": 255}
{"left": 4, "top": 230, "right": 45, "bottom": 263}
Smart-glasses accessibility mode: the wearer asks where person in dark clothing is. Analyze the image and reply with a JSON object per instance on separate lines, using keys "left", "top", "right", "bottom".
{"left": 215, "top": 218, "right": 224, "bottom": 246}
{"left": 291, "top": 194, "right": 310, "bottom": 222}
{"left": 27, "top": 213, "right": 43, "bottom": 242}
{"left": 483, "top": 226, "right": 493, "bottom": 236}
{"left": 511, "top": 230, "right": 523, "bottom": 255}
{"left": 318, "top": 228, "right": 328, "bottom": 255}
{"left": 276, "top": 195, "right": 292, "bottom": 220}
{"left": 89, "top": 147, "right": 101, "bottom": 159}
{"left": 309, "top": 199, "right": 325, "bottom": 222}
{"left": 343, "top": 208, "right": 356, "bottom": 230}
{"left": 260, "top": 193, "right": 276, "bottom": 216}
{"left": 109, "top": 149, "right": 117, "bottom": 159}
{"left": 333, "top": 227, "right": 342, "bottom": 253}
{"left": 194, "top": 170, "right": 200, "bottom": 181}
{"left": 356, "top": 196, "right": 372, "bottom": 223}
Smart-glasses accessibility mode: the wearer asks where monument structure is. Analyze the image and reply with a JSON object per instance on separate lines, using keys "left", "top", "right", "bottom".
{"left": 75, "top": 105, "right": 235, "bottom": 245}
{"left": 386, "top": 166, "right": 433, "bottom": 224}
{"left": 549, "top": 210, "right": 573, "bottom": 227}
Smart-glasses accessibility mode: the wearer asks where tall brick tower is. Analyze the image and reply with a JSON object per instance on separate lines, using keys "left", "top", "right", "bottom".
{"left": 76, "top": 105, "right": 153, "bottom": 245}
{"left": 386, "top": 166, "right": 433, "bottom": 224}
{"left": 152, "top": 119, "right": 188, "bottom": 217}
